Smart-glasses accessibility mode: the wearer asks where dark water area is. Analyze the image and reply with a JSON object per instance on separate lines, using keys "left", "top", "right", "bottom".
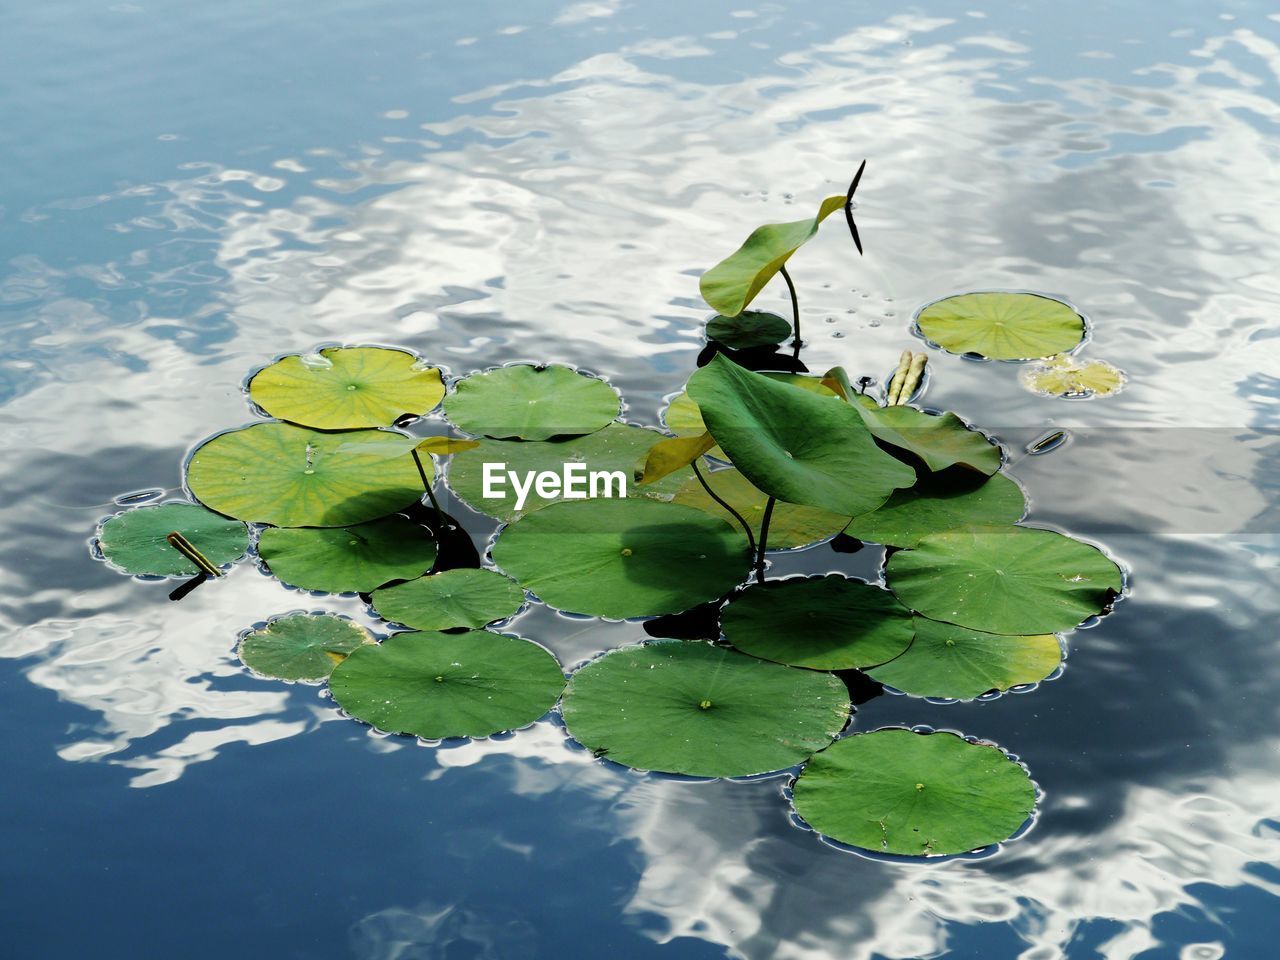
{"left": 2, "top": 2, "right": 1277, "bottom": 958}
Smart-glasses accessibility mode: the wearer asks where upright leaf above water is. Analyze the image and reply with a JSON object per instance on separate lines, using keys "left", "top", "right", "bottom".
{"left": 443, "top": 364, "right": 620, "bottom": 441}
{"left": 238, "top": 613, "right": 376, "bottom": 682}
{"left": 672, "top": 467, "right": 848, "bottom": 549}
{"left": 97, "top": 502, "right": 249, "bottom": 577}
{"left": 853, "top": 398, "right": 1002, "bottom": 475}
{"left": 915, "top": 291, "right": 1085, "bottom": 360}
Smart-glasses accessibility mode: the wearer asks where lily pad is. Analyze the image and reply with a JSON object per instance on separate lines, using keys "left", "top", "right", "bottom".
{"left": 443, "top": 364, "right": 620, "bottom": 441}
{"left": 672, "top": 468, "right": 849, "bottom": 550}
{"left": 328, "top": 629, "right": 565, "bottom": 739}
{"left": 248, "top": 346, "right": 445, "bottom": 429}
{"left": 720, "top": 576, "right": 914, "bottom": 670}
{"left": 842, "top": 471, "right": 1026, "bottom": 549}
{"left": 868, "top": 617, "right": 1061, "bottom": 700}
{"left": 687, "top": 355, "right": 915, "bottom": 516}
{"left": 491, "top": 498, "right": 750, "bottom": 619}
{"left": 446, "top": 423, "right": 692, "bottom": 522}
{"left": 371, "top": 568, "right": 525, "bottom": 631}
{"left": 854, "top": 398, "right": 1002, "bottom": 475}
{"left": 238, "top": 613, "right": 375, "bottom": 682}
{"left": 98, "top": 502, "right": 248, "bottom": 576}
{"left": 885, "top": 526, "right": 1123, "bottom": 634}
{"left": 187, "top": 422, "right": 425, "bottom": 528}
{"left": 1020, "top": 355, "right": 1126, "bottom": 398}
{"left": 561, "top": 639, "right": 850, "bottom": 777}
{"left": 258, "top": 516, "right": 437, "bottom": 593}
{"left": 792, "top": 728, "right": 1036, "bottom": 856}
{"left": 915, "top": 292, "right": 1085, "bottom": 360}
{"left": 705, "top": 311, "right": 793, "bottom": 349}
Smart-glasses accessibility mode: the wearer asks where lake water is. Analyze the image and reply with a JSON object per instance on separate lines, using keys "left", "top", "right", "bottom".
{"left": 2, "top": 1, "right": 1278, "bottom": 958}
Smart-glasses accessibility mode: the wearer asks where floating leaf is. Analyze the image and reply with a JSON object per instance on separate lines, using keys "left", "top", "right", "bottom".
{"left": 258, "top": 516, "right": 437, "bottom": 593}
{"left": 561, "top": 640, "right": 849, "bottom": 777}
{"left": 868, "top": 617, "right": 1061, "bottom": 700}
{"left": 446, "top": 423, "right": 691, "bottom": 523}
{"left": 853, "top": 398, "right": 1002, "bottom": 475}
{"left": 98, "top": 502, "right": 248, "bottom": 576}
{"left": 328, "top": 629, "right": 565, "bottom": 739}
{"left": 699, "top": 195, "right": 845, "bottom": 317}
{"left": 634, "top": 433, "right": 714, "bottom": 486}
{"left": 187, "top": 422, "right": 425, "bottom": 528}
{"left": 915, "top": 292, "right": 1085, "bottom": 360}
{"left": 672, "top": 468, "right": 848, "bottom": 550}
{"left": 443, "top": 364, "right": 620, "bottom": 441}
{"left": 842, "top": 471, "right": 1026, "bottom": 548}
{"left": 687, "top": 355, "right": 914, "bottom": 516}
{"left": 1020, "top": 355, "right": 1126, "bottom": 398}
{"left": 248, "top": 347, "right": 445, "bottom": 429}
{"left": 492, "top": 498, "right": 749, "bottom": 619}
{"left": 720, "top": 575, "right": 914, "bottom": 670}
{"left": 792, "top": 729, "right": 1036, "bottom": 856}
{"left": 371, "top": 568, "right": 525, "bottom": 631}
{"left": 886, "top": 527, "right": 1123, "bottom": 634}
{"left": 705, "top": 311, "right": 792, "bottom": 349}
{"left": 238, "top": 613, "right": 375, "bottom": 682}
{"left": 335, "top": 435, "right": 482, "bottom": 460}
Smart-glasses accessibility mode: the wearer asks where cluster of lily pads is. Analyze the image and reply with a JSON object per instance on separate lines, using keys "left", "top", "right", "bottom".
{"left": 93, "top": 182, "right": 1125, "bottom": 858}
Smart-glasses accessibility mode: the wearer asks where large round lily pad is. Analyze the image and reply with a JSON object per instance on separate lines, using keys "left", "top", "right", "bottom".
{"left": 886, "top": 527, "right": 1123, "bottom": 635}
{"left": 868, "top": 617, "right": 1061, "bottom": 700}
{"left": 446, "top": 423, "right": 691, "bottom": 523}
{"left": 371, "top": 568, "right": 525, "bottom": 631}
{"left": 98, "top": 502, "right": 248, "bottom": 576}
{"left": 687, "top": 355, "right": 914, "bottom": 516}
{"left": 792, "top": 728, "right": 1036, "bottom": 856}
{"left": 238, "top": 613, "right": 375, "bottom": 682}
{"left": 258, "top": 516, "right": 437, "bottom": 593}
{"left": 854, "top": 399, "right": 1002, "bottom": 475}
{"left": 187, "top": 422, "right": 425, "bottom": 528}
{"left": 915, "top": 292, "right": 1085, "bottom": 360}
{"left": 328, "top": 630, "right": 565, "bottom": 739}
{"left": 842, "top": 471, "right": 1026, "bottom": 549}
{"left": 720, "top": 576, "right": 914, "bottom": 670}
{"left": 248, "top": 346, "right": 445, "bottom": 429}
{"left": 672, "top": 468, "right": 848, "bottom": 550}
{"left": 491, "top": 498, "right": 750, "bottom": 619}
{"left": 561, "top": 640, "right": 850, "bottom": 777}
{"left": 443, "top": 364, "right": 620, "bottom": 441}
{"left": 705, "top": 311, "right": 792, "bottom": 349}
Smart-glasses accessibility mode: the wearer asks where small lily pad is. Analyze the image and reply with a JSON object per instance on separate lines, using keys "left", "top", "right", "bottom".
{"left": 792, "top": 728, "right": 1036, "bottom": 856}
{"left": 491, "top": 498, "right": 750, "bottom": 619}
{"left": 328, "top": 629, "right": 565, "bottom": 739}
{"left": 443, "top": 364, "right": 620, "bottom": 441}
{"left": 238, "top": 613, "right": 375, "bottom": 682}
{"left": 868, "top": 617, "right": 1061, "bottom": 700}
{"left": 885, "top": 527, "right": 1123, "bottom": 635}
{"left": 187, "top": 422, "right": 425, "bottom": 528}
{"left": 854, "top": 399, "right": 1002, "bottom": 475}
{"left": 1020, "top": 354, "right": 1126, "bottom": 398}
{"left": 98, "top": 502, "right": 249, "bottom": 576}
{"left": 258, "top": 516, "right": 437, "bottom": 593}
{"left": 248, "top": 347, "right": 445, "bottom": 429}
{"left": 842, "top": 471, "right": 1026, "bottom": 549}
{"left": 916, "top": 292, "right": 1085, "bottom": 360}
{"left": 705, "top": 311, "right": 793, "bottom": 349}
{"left": 371, "top": 568, "right": 525, "bottom": 631}
{"left": 561, "top": 640, "right": 850, "bottom": 777}
{"left": 720, "top": 575, "right": 914, "bottom": 670}
{"left": 672, "top": 468, "right": 848, "bottom": 550}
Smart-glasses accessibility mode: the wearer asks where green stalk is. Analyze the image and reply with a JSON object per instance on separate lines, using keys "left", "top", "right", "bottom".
{"left": 755, "top": 496, "right": 776, "bottom": 582}
{"left": 779, "top": 263, "right": 801, "bottom": 347}
{"left": 692, "top": 459, "right": 756, "bottom": 557}
{"left": 411, "top": 449, "right": 453, "bottom": 530}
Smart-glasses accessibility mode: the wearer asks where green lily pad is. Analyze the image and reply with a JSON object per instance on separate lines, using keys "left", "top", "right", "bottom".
{"left": 187, "top": 422, "right": 425, "bottom": 528}
{"left": 248, "top": 346, "right": 445, "bottom": 429}
{"left": 258, "top": 516, "right": 437, "bottom": 593}
{"left": 98, "top": 502, "right": 248, "bottom": 576}
{"left": 561, "top": 640, "right": 850, "bottom": 777}
{"left": 699, "top": 194, "right": 846, "bottom": 317}
{"left": 687, "top": 355, "right": 915, "bottom": 516}
{"left": 720, "top": 576, "right": 914, "bottom": 670}
{"left": 491, "top": 498, "right": 749, "bottom": 619}
{"left": 371, "top": 568, "right": 525, "bottom": 631}
{"left": 705, "top": 311, "right": 793, "bottom": 349}
{"left": 853, "top": 398, "right": 1002, "bottom": 475}
{"left": 885, "top": 527, "right": 1123, "bottom": 634}
{"left": 792, "top": 728, "right": 1036, "bottom": 856}
{"left": 443, "top": 364, "right": 620, "bottom": 441}
{"left": 868, "top": 617, "right": 1061, "bottom": 701}
{"left": 1019, "top": 354, "right": 1126, "bottom": 398}
{"left": 915, "top": 292, "right": 1085, "bottom": 360}
{"left": 842, "top": 471, "right": 1026, "bottom": 549}
{"left": 672, "top": 468, "right": 848, "bottom": 550}
{"left": 446, "top": 423, "right": 692, "bottom": 523}
{"left": 238, "top": 613, "right": 376, "bottom": 682}
{"left": 328, "top": 629, "right": 565, "bottom": 739}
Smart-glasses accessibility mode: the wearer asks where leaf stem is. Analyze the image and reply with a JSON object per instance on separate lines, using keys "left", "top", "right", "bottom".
{"left": 692, "top": 459, "right": 756, "bottom": 557}
{"left": 779, "top": 263, "right": 801, "bottom": 347}
{"left": 755, "top": 496, "right": 776, "bottom": 582}
{"left": 411, "top": 449, "right": 454, "bottom": 530}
